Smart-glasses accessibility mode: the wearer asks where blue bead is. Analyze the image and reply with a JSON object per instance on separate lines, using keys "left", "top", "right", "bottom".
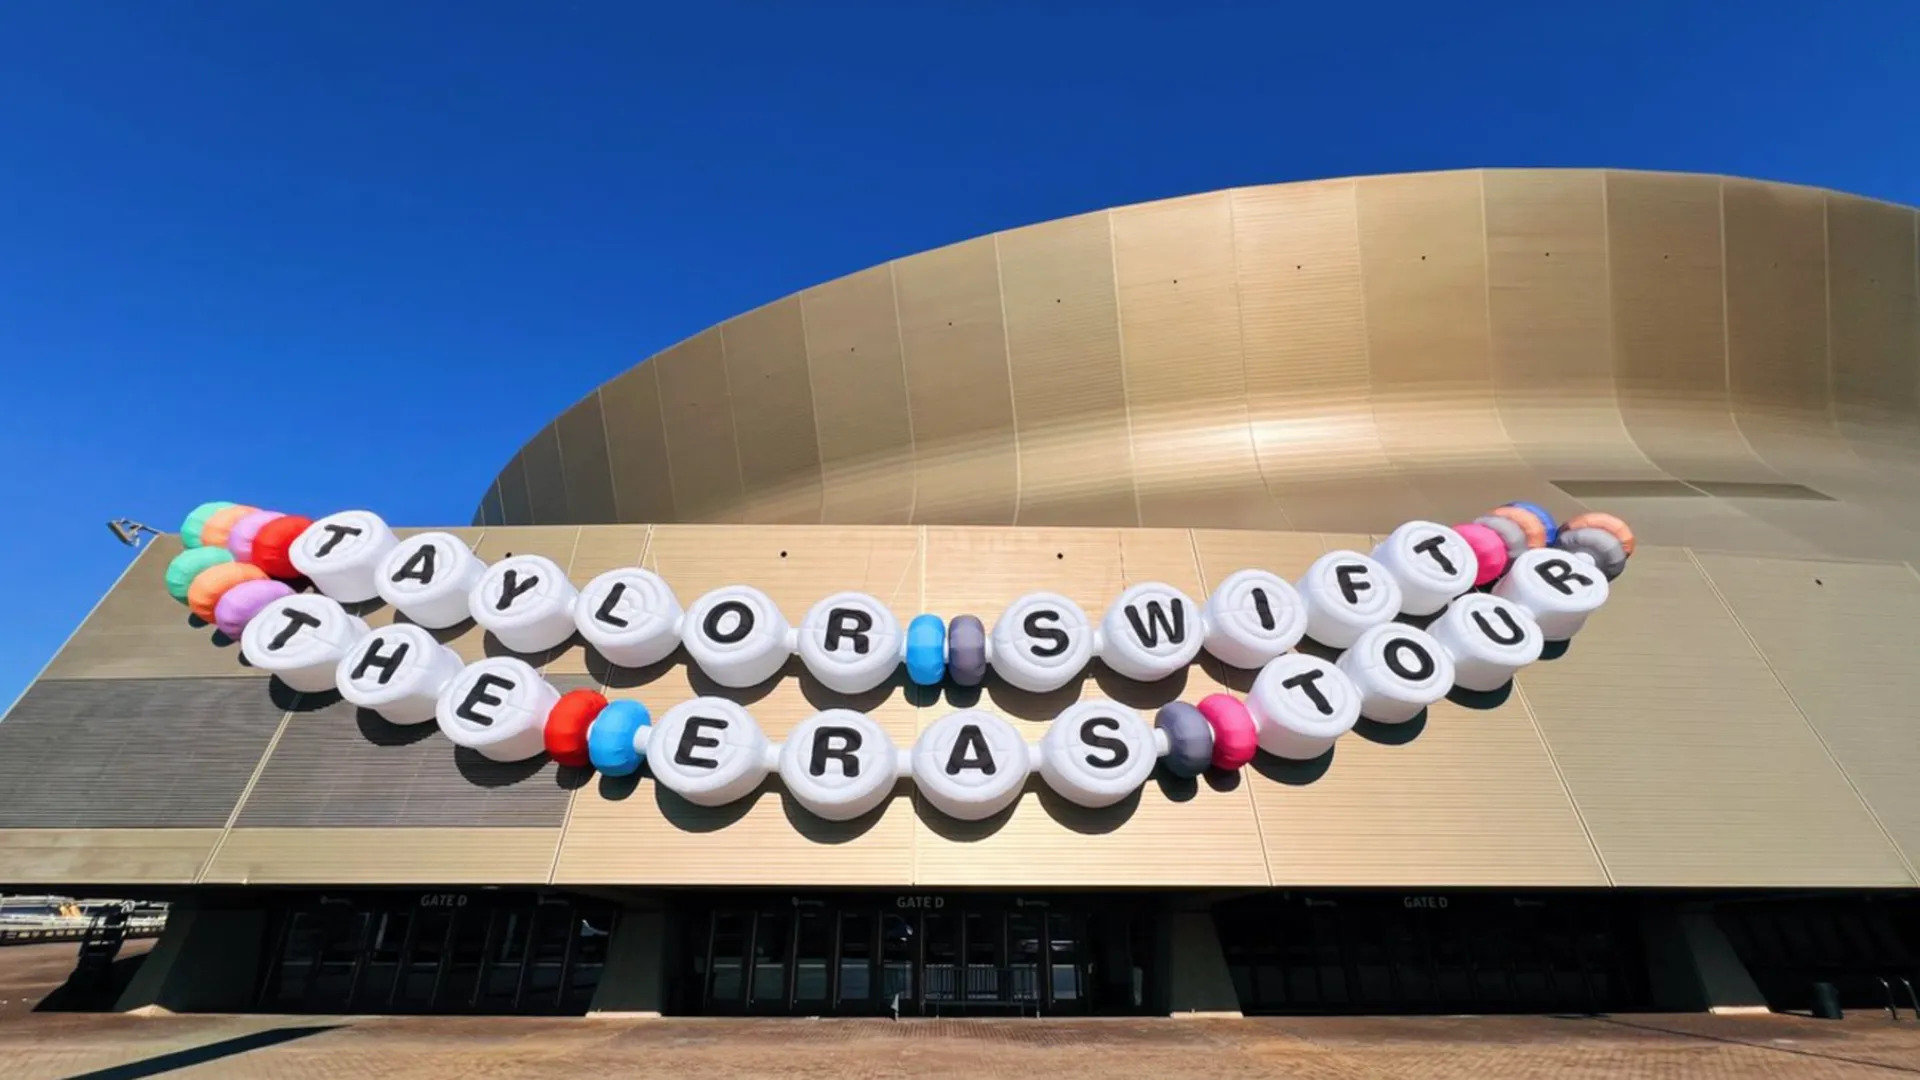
{"left": 1504, "top": 501, "right": 1559, "bottom": 545}
{"left": 588, "top": 699, "right": 650, "bottom": 778}
{"left": 905, "top": 614, "right": 946, "bottom": 686}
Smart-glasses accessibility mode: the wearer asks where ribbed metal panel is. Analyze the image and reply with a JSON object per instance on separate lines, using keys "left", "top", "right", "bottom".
{"left": 0, "top": 678, "right": 283, "bottom": 828}
{"left": 0, "top": 828, "right": 223, "bottom": 886}
{"left": 555, "top": 391, "right": 618, "bottom": 525}
{"left": 45, "top": 536, "right": 254, "bottom": 680}
{"left": 232, "top": 676, "right": 596, "bottom": 828}
{"left": 802, "top": 264, "right": 917, "bottom": 525}
{"left": 722, "top": 296, "right": 824, "bottom": 524}
{"left": 203, "top": 827, "right": 560, "bottom": 885}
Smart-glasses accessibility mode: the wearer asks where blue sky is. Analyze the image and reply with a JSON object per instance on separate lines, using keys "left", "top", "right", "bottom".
{"left": 0, "top": 1, "right": 1914, "bottom": 707}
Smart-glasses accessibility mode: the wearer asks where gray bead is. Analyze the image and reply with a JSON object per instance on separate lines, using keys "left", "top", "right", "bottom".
{"left": 948, "top": 614, "right": 987, "bottom": 686}
{"left": 1155, "top": 702, "right": 1215, "bottom": 780}
{"left": 1556, "top": 527, "right": 1628, "bottom": 581}
{"left": 1475, "top": 515, "right": 1529, "bottom": 560}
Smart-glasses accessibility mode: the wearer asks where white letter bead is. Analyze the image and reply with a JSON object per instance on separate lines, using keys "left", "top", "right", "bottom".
{"left": 335, "top": 622, "right": 464, "bottom": 725}
{"left": 239, "top": 593, "right": 371, "bottom": 694}
{"left": 434, "top": 657, "right": 559, "bottom": 762}
{"left": 1428, "top": 592, "right": 1543, "bottom": 692}
{"left": 990, "top": 592, "right": 1093, "bottom": 693}
{"left": 1201, "top": 569, "right": 1307, "bottom": 669}
{"left": 575, "top": 567, "right": 684, "bottom": 669}
{"left": 648, "top": 697, "right": 774, "bottom": 806}
{"left": 1336, "top": 623, "right": 1454, "bottom": 725}
{"left": 375, "top": 531, "right": 485, "bottom": 629}
{"left": 1297, "top": 551, "right": 1403, "bottom": 650}
{"left": 1246, "top": 653, "right": 1360, "bottom": 761}
{"left": 682, "top": 585, "right": 792, "bottom": 689}
{"left": 1372, "top": 521, "right": 1477, "bottom": 616}
{"left": 1494, "top": 548, "right": 1611, "bottom": 641}
{"left": 796, "top": 591, "right": 902, "bottom": 695}
{"left": 290, "top": 510, "right": 399, "bottom": 603}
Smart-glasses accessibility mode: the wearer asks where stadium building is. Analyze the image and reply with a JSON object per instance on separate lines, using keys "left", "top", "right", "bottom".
{"left": 4, "top": 168, "right": 1920, "bottom": 1020}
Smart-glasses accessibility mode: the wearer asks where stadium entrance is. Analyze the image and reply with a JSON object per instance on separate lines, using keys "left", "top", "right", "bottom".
{"left": 254, "top": 890, "right": 617, "bottom": 1015}
{"left": 670, "top": 892, "right": 1157, "bottom": 1016}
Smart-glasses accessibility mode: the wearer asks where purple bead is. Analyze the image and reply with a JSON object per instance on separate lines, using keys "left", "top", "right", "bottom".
{"left": 214, "top": 578, "right": 296, "bottom": 638}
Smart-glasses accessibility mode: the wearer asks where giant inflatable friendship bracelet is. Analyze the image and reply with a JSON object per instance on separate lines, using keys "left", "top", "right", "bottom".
{"left": 172, "top": 504, "right": 1627, "bottom": 701}
{"left": 157, "top": 497, "right": 1633, "bottom": 822}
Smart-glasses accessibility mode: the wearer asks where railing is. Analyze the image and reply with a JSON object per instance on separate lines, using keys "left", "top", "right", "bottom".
{"left": 0, "top": 917, "right": 165, "bottom": 946}
{"left": 920, "top": 964, "right": 1044, "bottom": 1016}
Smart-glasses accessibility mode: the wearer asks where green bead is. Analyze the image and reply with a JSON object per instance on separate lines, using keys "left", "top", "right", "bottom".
{"left": 164, "top": 546, "right": 234, "bottom": 603}
{"left": 179, "top": 501, "right": 237, "bottom": 549}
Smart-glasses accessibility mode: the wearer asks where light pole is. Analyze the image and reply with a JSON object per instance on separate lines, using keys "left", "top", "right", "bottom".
{"left": 106, "top": 519, "right": 161, "bottom": 550}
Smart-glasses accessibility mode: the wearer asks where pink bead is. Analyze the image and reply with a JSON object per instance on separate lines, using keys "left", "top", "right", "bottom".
{"left": 227, "top": 509, "right": 286, "bottom": 564}
{"left": 1196, "top": 693, "right": 1258, "bottom": 770}
{"left": 213, "top": 578, "right": 296, "bottom": 638}
{"left": 1454, "top": 522, "right": 1510, "bottom": 586}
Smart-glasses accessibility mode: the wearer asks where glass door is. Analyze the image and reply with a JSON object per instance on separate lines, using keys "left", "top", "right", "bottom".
{"left": 353, "top": 910, "right": 412, "bottom": 1010}
{"left": 746, "top": 908, "right": 794, "bottom": 1014}
{"left": 703, "top": 911, "right": 751, "bottom": 1013}
{"left": 792, "top": 907, "right": 833, "bottom": 1013}
{"left": 836, "top": 911, "right": 876, "bottom": 1013}
{"left": 475, "top": 909, "right": 531, "bottom": 1013}
{"left": 880, "top": 912, "right": 917, "bottom": 1012}
{"left": 519, "top": 904, "right": 575, "bottom": 1013}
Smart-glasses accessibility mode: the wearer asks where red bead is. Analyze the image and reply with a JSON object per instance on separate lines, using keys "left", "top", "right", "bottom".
{"left": 544, "top": 689, "right": 608, "bottom": 767}
{"left": 250, "top": 515, "right": 313, "bottom": 580}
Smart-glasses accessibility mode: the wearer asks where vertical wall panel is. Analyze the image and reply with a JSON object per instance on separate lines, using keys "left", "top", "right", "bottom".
{"left": 520, "top": 424, "right": 569, "bottom": 526}
{"left": 1521, "top": 547, "right": 1912, "bottom": 886}
{"left": 652, "top": 330, "right": 745, "bottom": 522}
{"left": 1607, "top": 171, "right": 1777, "bottom": 483}
{"left": 496, "top": 448, "right": 534, "bottom": 526}
{"left": 1696, "top": 553, "right": 1920, "bottom": 872}
{"left": 1483, "top": 168, "right": 1660, "bottom": 479}
{"left": 894, "top": 237, "right": 1019, "bottom": 524}
{"left": 1111, "top": 193, "right": 1280, "bottom": 529}
{"left": 600, "top": 361, "right": 678, "bottom": 523}
{"left": 1232, "top": 181, "right": 1422, "bottom": 530}
{"left": 997, "top": 213, "right": 1139, "bottom": 526}
{"left": 802, "top": 265, "right": 916, "bottom": 524}
{"left": 554, "top": 392, "right": 618, "bottom": 525}
{"left": 1358, "top": 170, "right": 1558, "bottom": 523}
{"left": 1828, "top": 194, "right": 1920, "bottom": 456}
{"left": 721, "top": 297, "right": 824, "bottom": 524}
{"left": 477, "top": 480, "right": 505, "bottom": 527}
{"left": 44, "top": 537, "right": 248, "bottom": 680}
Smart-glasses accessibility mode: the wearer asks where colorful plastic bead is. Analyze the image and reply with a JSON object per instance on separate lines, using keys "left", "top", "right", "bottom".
{"left": 905, "top": 613, "right": 946, "bottom": 686}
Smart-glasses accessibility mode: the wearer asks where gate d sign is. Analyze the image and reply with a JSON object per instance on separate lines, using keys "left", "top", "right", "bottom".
{"left": 648, "top": 698, "right": 776, "bottom": 806}
{"left": 1097, "top": 583, "right": 1203, "bottom": 683}
{"left": 912, "top": 710, "right": 1031, "bottom": 821}
{"left": 989, "top": 593, "right": 1094, "bottom": 694}
{"left": 375, "top": 531, "right": 486, "bottom": 630}
{"left": 469, "top": 554, "right": 580, "bottom": 655}
{"left": 1037, "top": 701, "right": 1156, "bottom": 809}
{"left": 777, "top": 709, "right": 904, "bottom": 821}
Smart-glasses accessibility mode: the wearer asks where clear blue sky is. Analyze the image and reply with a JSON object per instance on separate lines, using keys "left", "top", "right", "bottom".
{"left": 0, "top": 1, "right": 1913, "bottom": 707}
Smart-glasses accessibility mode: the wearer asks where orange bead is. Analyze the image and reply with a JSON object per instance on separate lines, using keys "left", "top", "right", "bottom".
{"left": 1565, "top": 511, "right": 1635, "bottom": 556}
{"left": 198, "top": 504, "right": 257, "bottom": 549}
{"left": 1489, "top": 505, "right": 1548, "bottom": 549}
{"left": 187, "top": 561, "right": 269, "bottom": 623}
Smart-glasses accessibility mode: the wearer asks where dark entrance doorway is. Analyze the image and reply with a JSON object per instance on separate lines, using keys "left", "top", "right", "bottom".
{"left": 1214, "top": 891, "right": 1652, "bottom": 1015}
{"left": 680, "top": 893, "right": 1152, "bottom": 1016}
{"left": 256, "top": 891, "right": 617, "bottom": 1015}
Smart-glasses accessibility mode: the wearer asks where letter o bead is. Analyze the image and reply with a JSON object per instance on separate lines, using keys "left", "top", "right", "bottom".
{"left": 778, "top": 709, "right": 900, "bottom": 821}
{"left": 1247, "top": 653, "right": 1360, "bottom": 761}
{"left": 434, "top": 657, "right": 560, "bottom": 762}
{"left": 587, "top": 700, "right": 651, "bottom": 778}
{"left": 1336, "top": 624, "right": 1454, "bottom": 725}
{"left": 682, "top": 586, "right": 793, "bottom": 690}
{"left": 1153, "top": 702, "right": 1215, "bottom": 780}
{"left": 1196, "top": 694, "right": 1258, "bottom": 770}
{"left": 544, "top": 688, "right": 609, "bottom": 768}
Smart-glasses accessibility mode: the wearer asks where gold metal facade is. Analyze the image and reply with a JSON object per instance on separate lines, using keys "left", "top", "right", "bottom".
{"left": 477, "top": 170, "right": 1920, "bottom": 568}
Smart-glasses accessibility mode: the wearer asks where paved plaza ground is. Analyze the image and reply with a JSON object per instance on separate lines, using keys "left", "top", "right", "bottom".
{"left": 2, "top": 941, "right": 1919, "bottom": 1078}
{"left": 4, "top": 1010, "right": 1920, "bottom": 1079}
